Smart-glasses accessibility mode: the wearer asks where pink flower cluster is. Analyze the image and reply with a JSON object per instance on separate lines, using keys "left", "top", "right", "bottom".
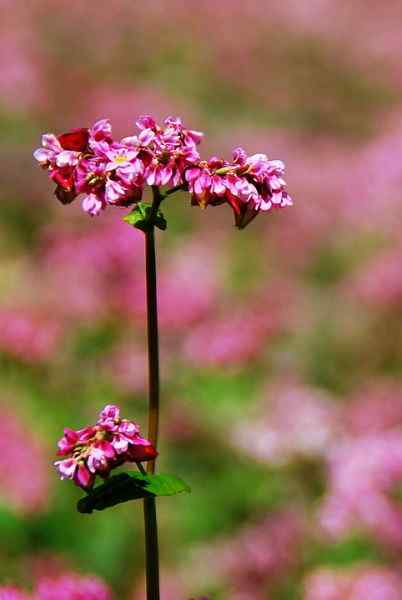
{"left": 34, "top": 115, "right": 292, "bottom": 227}
{"left": 0, "top": 573, "right": 112, "bottom": 600}
{"left": 54, "top": 405, "right": 157, "bottom": 489}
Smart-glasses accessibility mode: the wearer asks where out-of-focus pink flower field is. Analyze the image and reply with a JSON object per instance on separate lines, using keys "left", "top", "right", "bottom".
{"left": 1, "top": 2, "right": 402, "bottom": 598}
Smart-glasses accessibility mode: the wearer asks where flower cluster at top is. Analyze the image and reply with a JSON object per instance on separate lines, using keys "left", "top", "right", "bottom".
{"left": 54, "top": 405, "right": 157, "bottom": 490}
{"left": 33, "top": 115, "right": 292, "bottom": 228}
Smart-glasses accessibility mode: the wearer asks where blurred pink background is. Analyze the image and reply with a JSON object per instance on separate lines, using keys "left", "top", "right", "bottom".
{"left": 1, "top": 2, "right": 402, "bottom": 598}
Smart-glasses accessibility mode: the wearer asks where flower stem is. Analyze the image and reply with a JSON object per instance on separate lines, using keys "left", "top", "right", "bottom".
{"left": 143, "top": 188, "right": 162, "bottom": 600}
{"left": 143, "top": 496, "right": 160, "bottom": 600}
{"left": 145, "top": 224, "right": 160, "bottom": 469}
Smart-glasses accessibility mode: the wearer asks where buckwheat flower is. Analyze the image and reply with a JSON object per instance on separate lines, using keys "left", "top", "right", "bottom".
{"left": 185, "top": 148, "right": 292, "bottom": 227}
{"left": 185, "top": 159, "right": 229, "bottom": 208}
{"left": 137, "top": 115, "right": 201, "bottom": 187}
{"left": 86, "top": 441, "right": 116, "bottom": 475}
{"left": 54, "top": 405, "right": 157, "bottom": 490}
{"left": 34, "top": 115, "right": 292, "bottom": 226}
{"left": 136, "top": 114, "right": 157, "bottom": 131}
{"left": 82, "top": 192, "right": 105, "bottom": 216}
{"left": 89, "top": 118, "right": 112, "bottom": 143}
{"left": 74, "top": 158, "right": 107, "bottom": 195}
{"left": 57, "top": 128, "right": 89, "bottom": 152}
{"left": 55, "top": 457, "right": 95, "bottom": 489}
{"left": 238, "top": 150, "right": 292, "bottom": 212}
{"left": 33, "top": 134, "right": 63, "bottom": 166}
{"left": 104, "top": 178, "right": 130, "bottom": 205}
{"left": 105, "top": 146, "right": 139, "bottom": 172}
{"left": 99, "top": 404, "right": 120, "bottom": 422}
{"left": 55, "top": 150, "right": 80, "bottom": 169}
{"left": 162, "top": 115, "right": 203, "bottom": 149}
{"left": 57, "top": 428, "right": 79, "bottom": 455}
{"left": 33, "top": 127, "right": 89, "bottom": 203}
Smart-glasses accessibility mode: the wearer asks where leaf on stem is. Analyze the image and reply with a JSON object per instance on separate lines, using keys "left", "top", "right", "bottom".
{"left": 123, "top": 202, "right": 167, "bottom": 232}
{"left": 77, "top": 472, "right": 190, "bottom": 513}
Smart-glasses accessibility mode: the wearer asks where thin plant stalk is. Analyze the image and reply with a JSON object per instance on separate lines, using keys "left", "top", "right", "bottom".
{"left": 142, "top": 187, "right": 163, "bottom": 600}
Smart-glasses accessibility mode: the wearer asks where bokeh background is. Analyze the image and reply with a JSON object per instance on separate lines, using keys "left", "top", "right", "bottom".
{"left": 1, "top": 2, "right": 402, "bottom": 598}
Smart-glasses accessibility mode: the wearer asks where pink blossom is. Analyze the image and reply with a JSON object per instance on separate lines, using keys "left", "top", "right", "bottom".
{"left": 54, "top": 405, "right": 157, "bottom": 489}
{"left": 105, "top": 147, "right": 139, "bottom": 171}
{"left": 89, "top": 118, "right": 112, "bottom": 142}
{"left": 185, "top": 148, "right": 292, "bottom": 227}
{"left": 82, "top": 193, "right": 105, "bottom": 216}
{"left": 74, "top": 158, "right": 107, "bottom": 195}
{"left": 57, "top": 428, "right": 79, "bottom": 455}
{"left": 99, "top": 404, "right": 120, "bottom": 422}
{"left": 104, "top": 178, "right": 130, "bottom": 205}
{"left": 34, "top": 115, "right": 292, "bottom": 226}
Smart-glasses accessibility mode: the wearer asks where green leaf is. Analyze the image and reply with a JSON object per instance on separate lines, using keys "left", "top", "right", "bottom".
{"left": 123, "top": 202, "right": 167, "bottom": 231}
{"left": 77, "top": 472, "right": 190, "bottom": 514}
{"left": 133, "top": 472, "right": 191, "bottom": 497}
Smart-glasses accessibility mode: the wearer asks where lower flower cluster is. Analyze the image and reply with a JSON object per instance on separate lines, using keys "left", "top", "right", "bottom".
{"left": 54, "top": 405, "right": 157, "bottom": 489}
{"left": 33, "top": 115, "right": 292, "bottom": 228}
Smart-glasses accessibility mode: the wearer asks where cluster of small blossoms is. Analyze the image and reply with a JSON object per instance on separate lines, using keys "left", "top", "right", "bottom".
{"left": 54, "top": 405, "right": 157, "bottom": 490}
{"left": 34, "top": 115, "right": 292, "bottom": 227}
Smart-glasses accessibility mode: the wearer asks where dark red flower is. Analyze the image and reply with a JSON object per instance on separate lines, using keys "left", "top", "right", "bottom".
{"left": 127, "top": 444, "right": 158, "bottom": 462}
{"left": 50, "top": 166, "right": 75, "bottom": 190}
{"left": 58, "top": 128, "right": 89, "bottom": 152}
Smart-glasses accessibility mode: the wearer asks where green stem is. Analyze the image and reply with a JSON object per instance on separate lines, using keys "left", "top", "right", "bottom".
{"left": 143, "top": 187, "right": 161, "bottom": 600}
